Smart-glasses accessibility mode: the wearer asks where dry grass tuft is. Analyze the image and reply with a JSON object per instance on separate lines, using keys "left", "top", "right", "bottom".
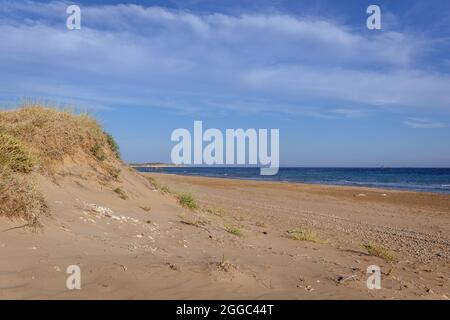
{"left": 225, "top": 225, "right": 243, "bottom": 237}
{"left": 364, "top": 243, "right": 396, "bottom": 262}
{"left": 0, "top": 132, "right": 36, "bottom": 173}
{"left": 179, "top": 213, "right": 208, "bottom": 228}
{"left": 113, "top": 187, "right": 128, "bottom": 200}
{"left": 146, "top": 176, "right": 160, "bottom": 189}
{"left": 288, "top": 229, "right": 325, "bottom": 244}
{"left": 204, "top": 207, "right": 226, "bottom": 217}
{"left": 160, "top": 186, "right": 172, "bottom": 194}
{"left": 0, "top": 168, "right": 48, "bottom": 226}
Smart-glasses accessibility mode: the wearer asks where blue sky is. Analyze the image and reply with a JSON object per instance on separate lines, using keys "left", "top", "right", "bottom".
{"left": 1, "top": 0, "right": 450, "bottom": 167}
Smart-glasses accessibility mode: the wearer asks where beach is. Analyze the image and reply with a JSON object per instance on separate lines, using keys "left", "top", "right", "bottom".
{"left": 1, "top": 169, "right": 448, "bottom": 299}
{"left": 2, "top": 0, "right": 450, "bottom": 306}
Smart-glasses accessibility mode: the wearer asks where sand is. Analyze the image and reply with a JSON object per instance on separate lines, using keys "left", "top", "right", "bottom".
{"left": 0, "top": 170, "right": 449, "bottom": 299}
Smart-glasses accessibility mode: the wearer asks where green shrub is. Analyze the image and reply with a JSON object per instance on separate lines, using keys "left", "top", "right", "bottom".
{"left": 178, "top": 193, "right": 198, "bottom": 209}
{"left": 105, "top": 132, "right": 120, "bottom": 158}
{"left": 90, "top": 143, "right": 106, "bottom": 161}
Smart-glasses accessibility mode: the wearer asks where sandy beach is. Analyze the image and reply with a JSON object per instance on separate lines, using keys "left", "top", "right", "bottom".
{"left": 1, "top": 168, "right": 448, "bottom": 299}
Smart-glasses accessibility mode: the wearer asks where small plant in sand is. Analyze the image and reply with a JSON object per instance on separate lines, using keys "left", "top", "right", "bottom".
{"left": 145, "top": 176, "right": 173, "bottom": 194}
{"left": 160, "top": 186, "right": 172, "bottom": 194}
{"left": 225, "top": 225, "right": 243, "bottom": 237}
{"left": 178, "top": 193, "right": 198, "bottom": 209}
{"left": 364, "top": 243, "right": 396, "bottom": 262}
{"left": 288, "top": 229, "right": 325, "bottom": 244}
{"left": 215, "top": 253, "right": 237, "bottom": 272}
{"left": 90, "top": 143, "right": 106, "bottom": 161}
{"left": 108, "top": 167, "right": 121, "bottom": 179}
{"left": 204, "top": 207, "right": 226, "bottom": 217}
{"left": 113, "top": 187, "right": 128, "bottom": 200}
{"left": 178, "top": 213, "right": 208, "bottom": 227}
{"left": 146, "top": 176, "right": 160, "bottom": 189}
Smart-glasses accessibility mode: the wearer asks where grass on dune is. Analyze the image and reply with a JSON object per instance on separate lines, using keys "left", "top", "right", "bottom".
{"left": 288, "top": 229, "right": 325, "bottom": 244}
{"left": 113, "top": 187, "right": 128, "bottom": 200}
{"left": 0, "top": 104, "right": 121, "bottom": 167}
{"left": 0, "top": 132, "right": 36, "bottom": 173}
{"left": 0, "top": 167, "right": 49, "bottom": 227}
{"left": 225, "top": 225, "right": 243, "bottom": 237}
{"left": 179, "top": 213, "right": 208, "bottom": 228}
{"left": 0, "top": 104, "right": 123, "bottom": 225}
{"left": 178, "top": 193, "right": 198, "bottom": 209}
{"left": 364, "top": 243, "right": 396, "bottom": 262}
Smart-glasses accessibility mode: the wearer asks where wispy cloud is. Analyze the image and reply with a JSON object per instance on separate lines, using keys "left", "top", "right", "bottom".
{"left": 403, "top": 118, "right": 446, "bottom": 129}
{"left": 332, "top": 108, "right": 366, "bottom": 118}
{"left": 0, "top": 1, "right": 449, "bottom": 116}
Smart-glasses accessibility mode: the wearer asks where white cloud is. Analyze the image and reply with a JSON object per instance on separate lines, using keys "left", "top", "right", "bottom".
{"left": 332, "top": 108, "right": 366, "bottom": 118}
{"left": 0, "top": 1, "right": 449, "bottom": 115}
{"left": 403, "top": 118, "right": 446, "bottom": 129}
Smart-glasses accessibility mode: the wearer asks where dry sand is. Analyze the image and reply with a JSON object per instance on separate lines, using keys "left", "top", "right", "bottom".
{"left": 1, "top": 170, "right": 449, "bottom": 299}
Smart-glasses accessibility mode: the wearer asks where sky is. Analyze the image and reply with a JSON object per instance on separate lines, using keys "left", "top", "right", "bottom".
{"left": 0, "top": 0, "right": 449, "bottom": 167}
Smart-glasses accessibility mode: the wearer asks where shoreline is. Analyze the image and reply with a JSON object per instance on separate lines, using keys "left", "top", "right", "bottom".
{"left": 145, "top": 172, "right": 450, "bottom": 212}
{"left": 137, "top": 169, "right": 450, "bottom": 196}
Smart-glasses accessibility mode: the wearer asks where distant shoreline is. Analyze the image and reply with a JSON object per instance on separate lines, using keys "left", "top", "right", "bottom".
{"left": 129, "top": 163, "right": 184, "bottom": 168}
{"left": 134, "top": 166, "right": 450, "bottom": 194}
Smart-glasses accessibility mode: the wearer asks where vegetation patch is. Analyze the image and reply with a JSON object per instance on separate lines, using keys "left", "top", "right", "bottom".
{"left": 225, "top": 225, "right": 243, "bottom": 237}
{"left": 215, "top": 254, "right": 238, "bottom": 272}
{"left": 288, "top": 229, "right": 325, "bottom": 244}
{"left": 113, "top": 187, "right": 128, "bottom": 200}
{"left": 179, "top": 213, "right": 208, "bottom": 227}
{"left": 0, "top": 132, "right": 36, "bottom": 173}
{"left": 90, "top": 143, "right": 106, "bottom": 161}
{"left": 0, "top": 168, "right": 48, "bottom": 226}
{"left": 105, "top": 132, "right": 120, "bottom": 158}
{"left": 107, "top": 167, "right": 121, "bottom": 179}
{"left": 146, "top": 176, "right": 160, "bottom": 189}
{"left": 145, "top": 176, "right": 172, "bottom": 194}
{"left": 178, "top": 193, "right": 198, "bottom": 209}
{"left": 0, "top": 104, "right": 124, "bottom": 225}
{"left": 160, "top": 186, "right": 172, "bottom": 194}
{"left": 205, "top": 207, "right": 226, "bottom": 217}
{"left": 364, "top": 243, "right": 396, "bottom": 262}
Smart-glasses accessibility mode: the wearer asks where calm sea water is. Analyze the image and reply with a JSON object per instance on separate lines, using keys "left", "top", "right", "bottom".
{"left": 136, "top": 167, "right": 450, "bottom": 194}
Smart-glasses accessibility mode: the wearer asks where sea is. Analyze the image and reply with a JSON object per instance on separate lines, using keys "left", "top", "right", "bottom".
{"left": 135, "top": 167, "right": 450, "bottom": 194}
